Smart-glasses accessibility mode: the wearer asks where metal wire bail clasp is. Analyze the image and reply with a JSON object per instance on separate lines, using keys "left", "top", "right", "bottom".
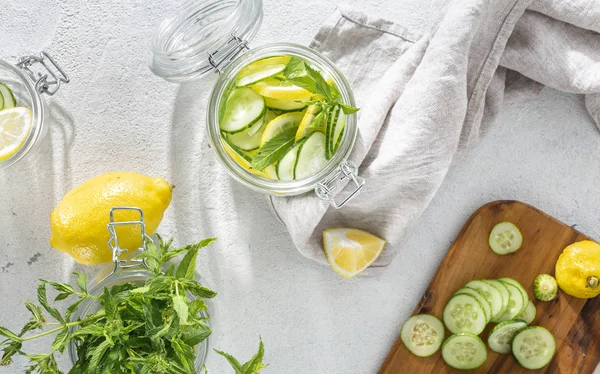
{"left": 208, "top": 34, "right": 249, "bottom": 74}
{"left": 16, "top": 51, "right": 69, "bottom": 95}
{"left": 107, "top": 207, "right": 153, "bottom": 270}
{"left": 315, "top": 161, "right": 365, "bottom": 209}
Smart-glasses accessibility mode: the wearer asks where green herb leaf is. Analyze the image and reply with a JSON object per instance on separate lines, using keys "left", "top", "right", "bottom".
{"left": 172, "top": 295, "right": 189, "bottom": 325}
{"left": 282, "top": 56, "right": 307, "bottom": 78}
{"left": 41, "top": 280, "right": 75, "bottom": 295}
{"left": 73, "top": 272, "right": 88, "bottom": 293}
{"left": 37, "top": 283, "right": 64, "bottom": 323}
{"left": 0, "top": 326, "right": 22, "bottom": 342}
{"left": 182, "top": 322, "right": 212, "bottom": 345}
{"left": 176, "top": 247, "right": 199, "bottom": 280}
{"left": 251, "top": 127, "right": 297, "bottom": 171}
{"left": 241, "top": 339, "right": 267, "bottom": 374}
{"left": 214, "top": 349, "right": 243, "bottom": 372}
{"left": 100, "top": 287, "right": 117, "bottom": 320}
{"left": 51, "top": 328, "right": 69, "bottom": 353}
{"left": 340, "top": 103, "right": 360, "bottom": 114}
{"left": 54, "top": 293, "right": 70, "bottom": 302}
{"left": 24, "top": 302, "right": 44, "bottom": 323}
{"left": 304, "top": 63, "right": 335, "bottom": 101}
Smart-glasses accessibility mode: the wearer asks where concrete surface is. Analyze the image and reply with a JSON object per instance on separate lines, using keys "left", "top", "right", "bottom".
{"left": 0, "top": 0, "right": 599, "bottom": 373}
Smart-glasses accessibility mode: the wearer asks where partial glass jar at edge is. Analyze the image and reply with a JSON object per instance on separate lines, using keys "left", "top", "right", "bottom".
{"left": 206, "top": 43, "right": 358, "bottom": 197}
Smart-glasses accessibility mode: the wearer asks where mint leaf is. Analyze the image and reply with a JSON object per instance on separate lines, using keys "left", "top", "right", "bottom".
{"left": 172, "top": 295, "right": 189, "bottom": 325}
{"left": 37, "top": 283, "right": 64, "bottom": 323}
{"left": 283, "top": 56, "right": 307, "bottom": 78}
{"left": 214, "top": 349, "right": 243, "bottom": 372}
{"left": 304, "top": 63, "right": 335, "bottom": 102}
{"left": 241, "top": 339, "right": 267, "bottom": 374}
{"left": 251, "top": 127, "right": 297, "bottom": 171}
{"left": 176, "top": 246, "right": 199, "bottom": 280}
{"left": 340, "top": 103, "right": 360, "bottom": 114}
{"left": 0, "top": 326, "right": 22, "bottom": 342}
{"left": 182, "top": 322, "right": 212, "bottom": 345}
{"left": 73, "top": 272, "right": 88, "bottom": 293}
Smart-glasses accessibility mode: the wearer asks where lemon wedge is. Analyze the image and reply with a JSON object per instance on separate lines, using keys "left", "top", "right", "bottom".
{"left": 0, "top": 107, "right": 33, "bottom": 161}
{"left": 323, "top": 228, "right": 386, "bottom": 278}
{"left": 252, "top": 78, "right": 314, "bottom": 100}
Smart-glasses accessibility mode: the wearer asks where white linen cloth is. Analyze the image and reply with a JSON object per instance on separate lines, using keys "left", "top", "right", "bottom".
{"left": 269, "top": 0, "right": 600, "bottom": 273}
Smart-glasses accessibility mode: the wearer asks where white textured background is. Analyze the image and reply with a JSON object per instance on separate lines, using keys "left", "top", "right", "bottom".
{"left": 1, "top": 0, "right": 599, "bottom": 373}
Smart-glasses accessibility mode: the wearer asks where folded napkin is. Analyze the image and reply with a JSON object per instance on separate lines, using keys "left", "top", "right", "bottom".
{"left": 269, "top": 0, "right": 600, "bottom": 272}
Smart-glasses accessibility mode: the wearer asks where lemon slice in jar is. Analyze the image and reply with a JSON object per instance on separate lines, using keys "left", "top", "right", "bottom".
{"left": 323, "top": 228, "right": 386, "bottom": 278}
{"left": 0, "top": 107, "right": 33, "bottom": 161}
{"left": 251, "top": 78, "right": 314, "bottom": 100}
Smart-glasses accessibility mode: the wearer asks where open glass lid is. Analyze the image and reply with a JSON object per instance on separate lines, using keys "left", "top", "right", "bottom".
{"left": 149, "top": 0, "right": 263, "bottom": 82}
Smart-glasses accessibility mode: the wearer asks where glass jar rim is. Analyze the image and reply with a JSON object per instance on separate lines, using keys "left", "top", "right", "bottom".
{"left": 206, "top": 42, "right": 358, "bottom": 196}
{"left": 149, "top": 0, "right": 263, "bottom": 82}
{"left": 0, "top": 59, "right": 45, "bottom": 170}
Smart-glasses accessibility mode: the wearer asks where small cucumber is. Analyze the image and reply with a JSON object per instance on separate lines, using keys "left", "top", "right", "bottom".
{"left": 220, "top": 87, "right": 265, "bottom": 134}
{"left": 511, "top": 326, "right": 556, "bottom": 369}
{"left": 443, "top": 294, "right": 487, "bottom": 335}
{"left": 294, "top": 131, "right": 327, "bottom": 180}
{"left": 442, "top": 333, "right": 487, "bottom": 370}
{"left": 488, "top": 319, "right": 528, "bottom": 354}
{"left": 533, "top": 274, "right": 558, "bottom": 301}
{"left": 489, "top": 222, "right": 522, "bottom": 255}
{"left": 400, "top": 314, "right": 445, "bottom": 357}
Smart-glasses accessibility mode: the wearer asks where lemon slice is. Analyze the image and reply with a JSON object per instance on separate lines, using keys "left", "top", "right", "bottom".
{"left": 252, "top": 78, "right": 314, "bottom": 100}
{"left": 323, "top": 228, "right": 386, "bottom": 278}
{"left": 222, "top": 137, "right": 268, "bottom": 178}
{"left": 0, "top": 107, "right": 33, "bottom": 161}
{"left": 295, "top": 104, "right": 322, "bottom": 142}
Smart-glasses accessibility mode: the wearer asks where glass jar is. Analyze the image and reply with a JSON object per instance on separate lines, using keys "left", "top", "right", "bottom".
{"left": 0, "top": 52, "right": 69, "bottom": 170}
{"left": 68, "top": 208, "right": 214, "bottom": 372}
{"left": 150, "top": 0, "right": 365, "bottom": 208}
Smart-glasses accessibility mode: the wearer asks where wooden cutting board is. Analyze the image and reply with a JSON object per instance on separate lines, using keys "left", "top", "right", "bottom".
{"left": 379, "top": 200, "right": 600, "bottom": 373}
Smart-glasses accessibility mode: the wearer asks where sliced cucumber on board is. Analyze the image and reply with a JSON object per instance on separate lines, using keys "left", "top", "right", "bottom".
{"left": 489, "top": 222, "right": 523, "bottom": 255}
{"left": 482, "top": 279, "right": 510, "bottom": 322}
{"left": 515, "top": 301, "right": 536, "bottom": 324}
{"left": 499, "top": 278, "right": 529, "bottom": 313}
{"left": 443, "top": 294, "right": 487, "bottom": 335}
{"left": 496, "top": 281, "right": 525, "bottom": 322}
{"left": 220, "top": 87, "right": 265, "bottom": 134}
{"left": 488, "top": 319, "right": 528, "bottom": 354}
{"left": 236, "top": 56, "right": 291, "bottom": 87}
{"left": 511, "top": 327, "right": 556, "bottom": 370}
{"left": 442, "top": 333, "right": 487, "bottom": 370}
{"left": 400, "top": 315, "right": 445, "bottom": 357}
{"left": 294, "top": 131, "right": 327, "bottom": 180}
{"left": 464, "top": 280, "right": 505, "bottom": 322}
{"left": 453, "top": 288, "right": 491, "bottom": 323}
{"left": 0, "top": 83, "right": 16, "bottom": 109}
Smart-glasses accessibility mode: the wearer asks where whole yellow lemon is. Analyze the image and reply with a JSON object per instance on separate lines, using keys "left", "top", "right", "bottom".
{"left": 555, "top": 240, "right": 600, "bottom": 299}
{"left": 50, "top": 172, "right": 172, "bottom": 264}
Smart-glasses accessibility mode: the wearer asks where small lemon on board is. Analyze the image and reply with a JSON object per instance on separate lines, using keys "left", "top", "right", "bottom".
{"left": 323, "top": 228, "right": 386, "bottom": 278}
{"left": 555, "top": 240, "right": 600, "bottom": 299}
{"left": 50, "top": 172, "right": 172, "bottom": 264}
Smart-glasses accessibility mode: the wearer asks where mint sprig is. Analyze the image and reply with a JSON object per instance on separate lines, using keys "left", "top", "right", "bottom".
{"left": 0, "top": 235, "right": 266, "bottom": 374}
{"left": 251, "top": 127, "right": 297, "bottom": 171}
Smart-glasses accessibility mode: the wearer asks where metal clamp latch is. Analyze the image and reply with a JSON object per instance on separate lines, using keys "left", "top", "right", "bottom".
{"left": 16, "top": 51, "right": 69, "bottom": 95}
{"left": 107, "top": 207, "right": 152, "bottom": 271}
{"left": 315, "top": 161, "right": 365, "bottom": 209}
{"left": 208, "top": 34, "right": 249, "bottom": 74}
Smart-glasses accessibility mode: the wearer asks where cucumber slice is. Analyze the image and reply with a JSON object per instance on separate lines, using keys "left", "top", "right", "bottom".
{"left": 533, "top": 274, "right": 558, "bottom": 301}
{"left": 265, "top": 96, "right": 308, "bottom": 112}
{"left": 512, "top": 327, "right": 556, "bottom": 369}
{"left": 443, "top": 294, "right": 487, "bottom": 335}
{"left": 260, "top": 112, "right": 304, "bottom": 146}
{"left": 441, "top": 333, "right": 487, "bottom": 370}
{"left": 236, "top": 56, "right": 291, "bottom": 87}
{"left": 325, "top": 105, "right": 341, "bottom": 160}
{"left": 250, "top": 110, "right": 277, "bottom": 137}
{"left": 220, "top": 88, "right": 265, "bottom": 134}
{"left": 294, "top": 131, "right": 327, "bottom": 180}
{"left": 0, "top": 83, "right": 16, "bottom": 109}
{"left": 489, "top": 222, "right": 522, "bottom": 255}
{"left": 400, "top": 314, "right": 445, "bottom": 357}
{"left": 499, "top": 278, "right": 529, "bottom": 313}
{"left": 330, "top": 107, "right": 346, "bottom": 156}
{"left": 276, "top": 139, "right": 305, "bottom": 180}
{"left": 226, "top": 118, "right": 264, "bottom": 151}
{"left": 488, "top": 320, "right": 528, "bottom": 354}
{"left": 454, "top": 288, "right": 491, "bottom": 323}
{"left": 465, "top": 280, "right": 505, "bottom": 322}
{"left": 0, "top": 90, "right": 3, "bottom": 110}
{"left": 482, "top": 279, "right": 510, "bottom": 322}
{"left": 515, "top": 301, "right": 536, "bottom": 324}
{"left": 496, "top": 281, "right": 525, "bottom": 322}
